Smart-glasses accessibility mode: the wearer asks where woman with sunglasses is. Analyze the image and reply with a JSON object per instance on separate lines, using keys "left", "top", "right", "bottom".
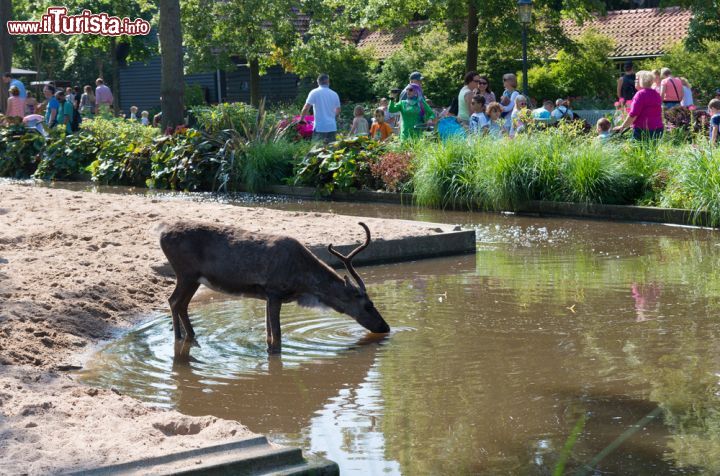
{"left": 457, "top": 71, "right": 480, "bottom": 125}
{"left": 475, "top": 75, "right": 495, "bottom": 106}
{"left": 389, "top": 83, "right": 435, "bottom": 141}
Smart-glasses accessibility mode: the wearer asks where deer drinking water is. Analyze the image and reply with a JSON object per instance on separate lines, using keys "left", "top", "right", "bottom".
{"left": 159, "top": 221, "right": 390, "bottom": 353}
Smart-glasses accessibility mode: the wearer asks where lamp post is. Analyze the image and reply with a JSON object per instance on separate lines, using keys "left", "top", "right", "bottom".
{"left": 518, "top": 0, "right": 533, "bottom": 97}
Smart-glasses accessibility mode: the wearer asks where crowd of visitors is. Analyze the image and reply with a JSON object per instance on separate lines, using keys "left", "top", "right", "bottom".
{"left": 296, "top": 61, "right": 718, "bottom": 146}
{"left": 2, "top": 61, "right": 718, "bottom": 146}
{"left": 2, "top": 74, "right": 157, "bottom": 135}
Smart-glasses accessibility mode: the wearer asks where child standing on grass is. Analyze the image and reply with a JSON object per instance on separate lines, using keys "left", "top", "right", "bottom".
{"left": 709, "top": 99, "right": 720, "bottom": 145}
{"left": 129, "top": 105, "right": 139, "bottom": 120}
{"left": 596, "top": 118, "right": 612, "bottom": 142}
{"left": 369, "top": 108, "right": 393, "bottom": 141}
{"left": 350, "top": 105, "right": 369, "bottom": 136}
{"left": 141, "top": 110, "right": 150, "bottom": 126}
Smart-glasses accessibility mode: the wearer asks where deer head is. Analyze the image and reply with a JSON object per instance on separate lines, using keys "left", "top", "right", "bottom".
{"left": 328, "top": 223, "right": 390, "bottom": 334}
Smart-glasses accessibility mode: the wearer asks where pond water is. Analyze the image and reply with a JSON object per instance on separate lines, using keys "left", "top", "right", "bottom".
{"left": 78, "top": 208, "right": 720, "bottom": 475}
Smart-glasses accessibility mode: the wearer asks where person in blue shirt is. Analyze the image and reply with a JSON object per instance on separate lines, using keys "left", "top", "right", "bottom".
{"left": 532, "top": 100, "right": 555, "bottom": 123}
{"left": 3, "top": 72, "right": 26, "bottom": 99}
{"left": 43, "top": 84, "right": 59, "bottom": 128}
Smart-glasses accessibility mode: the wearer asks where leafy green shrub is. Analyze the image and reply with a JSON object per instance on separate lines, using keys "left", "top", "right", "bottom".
{"left": 293, "top": 136, "right": 384, "bottom": 194}
{"left": 290, "top": 39, "right": 376, "bottom": 102}
{"left": 192, "top": 102, "right": 261, "bottom": 135}
{"left": 371, "top": 27, "right": 465, "bottom": 107}
{"left": 83, "top": 118, "right": 159, "bottom": 185}
{"left": 0, "top": 125, "right": 45, "bottom": 178}
{"left": 80, "top": 117, "right": 159, "bottom": 144}
{"left": 526, "top": 30, "right": 617, "bottom": 103}
{"left": 89, "top": 136, "right": 154, "bottom": 186}
{"left": 147, "top": 128, "right": 232, "bottom": 191}
{"left": 34, "top": 131, "right": 100, "bottom": 180}
{"left": 421, "top": 42, "right": 467, "bottom": 107}
{"left": 185, "top": 83, "right": 206, "bottom": 107}
{"left": 191, "top": 101, "right": 287, "bottom": 143}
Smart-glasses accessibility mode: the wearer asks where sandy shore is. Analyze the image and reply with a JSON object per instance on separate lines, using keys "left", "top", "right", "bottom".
{"left": 0, "top": 182, "right": 452, "bottom": 474}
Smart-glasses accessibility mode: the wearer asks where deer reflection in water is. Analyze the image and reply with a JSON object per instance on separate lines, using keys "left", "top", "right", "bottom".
{"left": 171, "top": 333, "right": 388, "bottom": 433}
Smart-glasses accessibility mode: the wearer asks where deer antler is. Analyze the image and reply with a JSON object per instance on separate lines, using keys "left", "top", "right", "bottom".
{"left": 328, "top": 222, "right": 371, "bottom": 293}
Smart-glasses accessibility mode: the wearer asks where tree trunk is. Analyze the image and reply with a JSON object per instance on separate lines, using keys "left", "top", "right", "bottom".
{"left": 249, "top": 58, "right": 260, "bottom": 107}
{"left": 110, "top": 37, "right": 120, "bottom": 115}
{"left": 0, "top": 0, "right": 13, "bottom": 114}
{"left": 465, "top": 0, "right": 478, "bottom": 73}
{"left": 159, "top": 0, "right": 185, "bottom": 131}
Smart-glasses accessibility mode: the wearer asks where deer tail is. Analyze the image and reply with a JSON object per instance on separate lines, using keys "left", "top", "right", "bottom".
{"left": 149, "top": 221, "right": 170, "bottom": 240}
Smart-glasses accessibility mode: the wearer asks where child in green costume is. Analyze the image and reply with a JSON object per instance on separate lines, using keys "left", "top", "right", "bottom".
{"left": 389, "top": 84, "right": 435, "bottom": 140}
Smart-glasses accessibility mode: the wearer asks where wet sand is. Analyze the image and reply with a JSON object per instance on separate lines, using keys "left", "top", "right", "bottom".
{"left": 0, "top": 182, "right": 455, "bottom": 474}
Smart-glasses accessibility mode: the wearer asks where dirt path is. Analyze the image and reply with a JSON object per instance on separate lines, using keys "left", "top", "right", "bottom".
{"left": 0, "top": 182, "right": 452, "bottom": 474}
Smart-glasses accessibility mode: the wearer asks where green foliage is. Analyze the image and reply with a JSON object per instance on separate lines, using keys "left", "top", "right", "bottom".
{"left": 82, "top": 118, "right": 159, "bottom": 185}
{"left": 370, "top": 27, "right": 465, "bottom": 107}
{"left": 526, "top": 29, "right": 617, "bottom": 103}
{"left": 659, "top": 144, "right": 720, "bottom": 226}
{"left": 0, "top": 125, "right": 45, "bottom": 178}
{"left": 191, "top": 101, "right": 287, "bottom": 142}
{"left": 146, "top": 128, "right": 228, "bottom": 191}
{"left": 293, "top": 136, "right": 385, "bottom": 194}
{"left": 421, "top": 43, "right": 467, "bottom": 107}
{"left": 34, "top": 131, "right": 100, "bottom": 180}
{"left": 411, "top": 128, "right": 662, "bottom": 210}
{"left": 81, "top": 117, "right": 159, "bottom": 144}
{"left": 641, "top": 40, "right": 720, "bottom": 104}
{"left": 192, "top": 102, "right": 261, "bottom": 135}
{"left": 184, "top": 84, "right": 206, "bottom": 108}
{"left": 242, "top": 140, "right": 310, "bottom": 192}
{"left": 290, "top": 41, "right": 376, "bottom": 102}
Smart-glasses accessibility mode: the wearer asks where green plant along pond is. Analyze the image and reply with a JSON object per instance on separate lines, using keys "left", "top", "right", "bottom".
{"left": 79, "top": 216, "right": 720, "bottom": 474}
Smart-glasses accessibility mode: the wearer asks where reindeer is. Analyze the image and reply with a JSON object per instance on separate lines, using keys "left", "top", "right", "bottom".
{"left": 158, "top": 221, "right": 390, "bottom": 353}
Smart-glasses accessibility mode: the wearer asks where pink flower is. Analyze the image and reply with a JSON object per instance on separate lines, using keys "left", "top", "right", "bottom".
{"left": 619, "top": 98, "right": 626, "bottom": 104}
{"left": 625, "top": 100, "right": 633, "bottom": 109}
{"left": 614, "top": 101, "right": 620, "bottom": 107}
{"left": 689, "top": 105, "right": 697, "bottom": 111}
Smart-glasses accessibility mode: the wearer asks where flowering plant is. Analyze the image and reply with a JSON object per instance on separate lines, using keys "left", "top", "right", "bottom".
{"left": 370, "top": 151, "right": 414, "bottom": 192}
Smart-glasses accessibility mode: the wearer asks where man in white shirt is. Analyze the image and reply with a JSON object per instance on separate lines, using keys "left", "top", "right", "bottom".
{"left": 300, "top": 73, "right": 340, "bottom": 143}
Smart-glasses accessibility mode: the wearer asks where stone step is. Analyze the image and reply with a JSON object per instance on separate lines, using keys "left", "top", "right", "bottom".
{"left": 70, "top": 435, "right": 337, "bottom": 475}
{"left": 261, "top": 459, "right": 340, "bottom": 476}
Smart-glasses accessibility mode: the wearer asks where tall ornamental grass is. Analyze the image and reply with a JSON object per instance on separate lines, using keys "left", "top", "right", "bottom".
{"left": 660, "top": 143, "right": 720, "bottom": 226}
{"left": 410, "top": 130, "right": 643, "bottom": 209}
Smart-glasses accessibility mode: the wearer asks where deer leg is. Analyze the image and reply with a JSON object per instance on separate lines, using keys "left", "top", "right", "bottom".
{"left": 169, "top": 279, "right": 200, "bottom": 341}
{"left": 266, "top": 296, "right": 282, "bottom": 354}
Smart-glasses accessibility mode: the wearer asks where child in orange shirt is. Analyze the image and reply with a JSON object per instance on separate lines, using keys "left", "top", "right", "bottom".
{"left": 369, "top": 108, "right": 393, "bottom": 141}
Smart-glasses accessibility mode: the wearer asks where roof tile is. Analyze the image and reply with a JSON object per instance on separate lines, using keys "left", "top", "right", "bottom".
{"left": 357, "top": 7, "right": 692, "bottom": 60}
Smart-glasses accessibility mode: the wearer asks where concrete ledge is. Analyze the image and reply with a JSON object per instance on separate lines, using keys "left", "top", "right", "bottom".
{"left": 517, "top": 200, "right": 710, "bottom": 227}
{"left": 71, "top": 435, "right": 339, "bottom": 476}
{"left": 310, "top": 229, "right": 477, "bottom": 268}
{"left": 261, "top": 185, "right": 412, "bottom": 205}
{"left": 259, "top": 185, "right": 715, "bottom": 228}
